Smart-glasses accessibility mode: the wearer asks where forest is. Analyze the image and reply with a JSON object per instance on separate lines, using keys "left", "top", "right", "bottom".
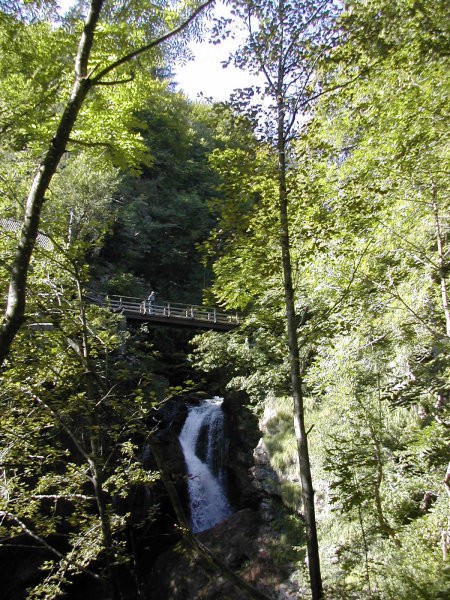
{"left": 0, "top": 0, "right": 449, "bottom": 599}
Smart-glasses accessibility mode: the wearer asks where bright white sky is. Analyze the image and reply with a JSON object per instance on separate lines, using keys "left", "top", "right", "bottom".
{"left": 172, "top": 1, "right": 264, "bottom": 101}
{"left": 172, "top": 37, "right": 249, "bottom": 102}
{"left": 172, "top": 2, "right": 251, "bottom": 102}
{"left": 57, "top": 0, "right": 254, "bottom": 102}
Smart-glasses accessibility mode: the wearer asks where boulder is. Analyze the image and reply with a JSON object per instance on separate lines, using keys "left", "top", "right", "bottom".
{"left": 148, "top": 508, "right": 283, "bottom": 599}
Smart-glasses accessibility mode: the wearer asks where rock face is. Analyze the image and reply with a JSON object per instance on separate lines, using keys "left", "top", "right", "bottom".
{"left": 222, "top": 391, "right": 284, "bottom": 521}
{"left": 146, "top": 391, "right": 296, "bottom": 600}
{"left": 150, "top": 426, "right": 190, "bottom": 511}
{"left": 250, "top": 438, "right": 283, "bottom": 522}
{"left": 222, "top": 391, "right": 262, "bottom": 510}
{"left": 154, "top": 395, "right": 190, "bottom": 435}
{"left": 148, "top": 508, "right": 287, "bottom": 600}
{"left": 130, "top": 421, "right": 191, "bottom": 584}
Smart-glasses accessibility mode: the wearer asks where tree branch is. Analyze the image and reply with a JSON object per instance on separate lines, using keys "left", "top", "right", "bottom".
{"left": 94, "top": 75, "right": 135, "bottom": 86}
{"left": 0, "top": 0, "right": 213, "bottom": 367}
{"left": 76, "top": 0, "right": 105, "bottom": 79}
{"left": 92, "top": 0, "right": 215, "bottom": 85}
{"left": 0, "top": 0, "right": 105, "bottom": 366}
{"left": 0, "top": 511, "right": 103, "bottom": 582}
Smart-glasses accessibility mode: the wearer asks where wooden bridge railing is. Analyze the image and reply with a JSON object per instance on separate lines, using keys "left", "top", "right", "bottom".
{"left": 93, "top": 294, "right": 239, "bottom": 328}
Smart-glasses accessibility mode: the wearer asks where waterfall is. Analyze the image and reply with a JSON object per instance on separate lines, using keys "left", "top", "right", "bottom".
{"left": 179, "top": 398, "right": 232, "bottom": 533}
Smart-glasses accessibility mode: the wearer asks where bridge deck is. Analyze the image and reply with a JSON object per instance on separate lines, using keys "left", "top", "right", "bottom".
{"left": 101, "top": 295, "right": 239, "bottom": 331}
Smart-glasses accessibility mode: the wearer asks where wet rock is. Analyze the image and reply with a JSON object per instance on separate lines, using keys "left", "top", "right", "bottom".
{"left": 128, "top": 426, "right": 190, "bottom": 584}
{"left": 150, "top": 427, "right": 190, "bottom": 515}
{"left": 155, "top": 396, "right": 189, "bottom": 434}
{"left": 249, "top": 438, "right": 282, "bottom": 522}
{"left": 148, "top": 508, "right": 282, "bottom": 599}
{"left": 222, "top": 391, "right": 261, "bottom": 509}
{"left": 144, "top": 392, "right": 301, "bottom": 600}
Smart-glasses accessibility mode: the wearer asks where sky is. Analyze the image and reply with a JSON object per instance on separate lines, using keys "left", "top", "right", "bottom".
{"left": 57, "top": 0, "right": 254, "bottom": 102}
{"left": 172, "top": 37, "right": 249, "bottom": 102}
{"left": 172, "top": 3, "right": 254, "bottom": 103}
{"left": 172, "top": 2, "right": 263, "bottom": 101}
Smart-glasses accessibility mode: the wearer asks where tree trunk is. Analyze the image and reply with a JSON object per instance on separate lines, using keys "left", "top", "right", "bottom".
{"left": 75, "top": 277, "right": 121, "bottom": 599}
{"left": 276, "top": 93, "right": 323, "bottom": 598}
{"left": 0, "top": 0, "right": 213, "bottom": 367}
{"left": 89, "top": 456, "right": 121, "bottom": 599}
{"left": 0, "top": 0, "right": 104, "bottom": 366}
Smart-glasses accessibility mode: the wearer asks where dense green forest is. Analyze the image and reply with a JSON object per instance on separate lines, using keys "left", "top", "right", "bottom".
{"left": 0, "top": 0, "right": 449, "bottom": 599}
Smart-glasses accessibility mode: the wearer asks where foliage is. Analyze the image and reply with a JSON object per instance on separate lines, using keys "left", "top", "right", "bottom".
{"left": 191, "top": 0, "right": 450, "bottom": 597}
{"left": 2, "top": 0, "right": 450, "bottom": 597}
{"left": 0, "top": 139, "right": 161, "bottom": 597}
{"left": 0, "top": 8, "right": 154, "bottom": 170}
{"left": 98, "top": 96, "right": 220, "bottom": 303}
{"left": 0, "top": 0, "right": 215, "bottom": 367}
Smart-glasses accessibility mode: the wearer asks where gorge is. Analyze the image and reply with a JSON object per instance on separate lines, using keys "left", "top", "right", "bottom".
{"left": 1, "top": 1, "right": 448, "bottom": 596}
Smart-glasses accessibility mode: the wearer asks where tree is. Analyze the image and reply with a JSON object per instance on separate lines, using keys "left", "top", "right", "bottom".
{"left": 289, "top": 1, "right": 450, "bottom": 595}
{"left": 0, "top": 0, "right": 215, "bottom": 366}
{"left": 194, "top": 0, "right": 449, "bottom": 596}
{"left": 99, "top": 96, "right": 219, "bottom": 303}
{"left": 0, "top": 178, "right": 161, "bottom": 597}
{"left": 205, "top": 1, "right": 341, "bottom": 597}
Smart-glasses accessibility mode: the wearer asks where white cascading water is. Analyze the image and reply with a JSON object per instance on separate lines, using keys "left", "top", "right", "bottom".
{"left": 179, "top": 398, "right": 232, "bottom": 533}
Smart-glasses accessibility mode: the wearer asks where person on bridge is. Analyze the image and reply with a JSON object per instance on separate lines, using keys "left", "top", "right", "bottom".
{"left": 147, "top": 291, "right": 156, "bottom": 314}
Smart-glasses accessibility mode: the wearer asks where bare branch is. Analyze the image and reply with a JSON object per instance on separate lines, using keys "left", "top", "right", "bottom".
{"left": 30, "top": 494, "right": 95, "bottom": 501}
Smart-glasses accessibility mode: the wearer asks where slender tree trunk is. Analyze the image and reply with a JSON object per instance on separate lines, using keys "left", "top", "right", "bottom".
{"left": 368, "top": 379, "right": 394, "bottom": 539}
{"left": 0, "top": 0, "right": 214, "bottom": 367}
{"left": 372, "top": 437, "right": 391, "bottom": 535}
{"left": 0, "top": 0, "right": 104, "bottom": 366}
{"left": 356, "top": 495, "right": 371, "bottom": 594}
{"left": 431, "top": 182, "right": 450, "bottom": 337}
{"left": 276, "top": 94, "right": 323, "bottom": 598}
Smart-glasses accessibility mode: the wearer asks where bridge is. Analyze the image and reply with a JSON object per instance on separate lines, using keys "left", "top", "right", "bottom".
{"left": 94, "top": 294, "right": 239, "bottom": 331}
{"left": 1, "top": 219, "right": 238, "bottom": 332}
